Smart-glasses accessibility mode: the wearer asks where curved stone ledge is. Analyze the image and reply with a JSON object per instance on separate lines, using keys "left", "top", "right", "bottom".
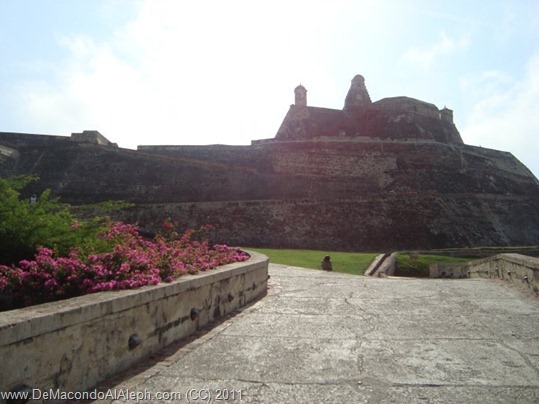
{"left": 0, "top": 251, "right": 268, "bottom": 401}
{"left": 430, "top": 253, "right": 539, "bottom": 295}
{"left": 465, "top": 254, "right": 539, "bottom": 292}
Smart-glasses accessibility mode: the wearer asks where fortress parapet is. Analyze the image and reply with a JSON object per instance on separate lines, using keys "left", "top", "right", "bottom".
{"left": 0, "top": 130, "right": 117, "bottom": 148}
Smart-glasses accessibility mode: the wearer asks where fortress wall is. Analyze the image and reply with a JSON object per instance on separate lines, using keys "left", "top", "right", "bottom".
{"left": 6, "top": 142, "right": 380, "bottom": 204}
{"left": 274, "top": 100, "right": 462, "bottom": 144}
{"left": 373, "top": 97, "right": 440, "bottom": 120}
{"left": 1, "top": 143, "right": 259, "bottom": 203}
{"left": 3, "top": 135, "right": 539, "bottom": 250}
{"left": 258, "top": 141, "right": 536, "bottom": 195}
{"left": 258, "top": 137, "right": 453, "bottom": 145}
{"left": 460, "top": 145, "right": 539, "bottom": 180}
{"left": 0, "top": 144, "right": 18, "bottom": 159}
{"left": 0, "top": 132, "right": 69, "bottom": 148}
{"left": 138, "top": 144, "right": 253, "bottom": 158}
{"left": 138, "top": 144, "right": 273, "bottom": 173}
{"left": 4, "top": 140, "right": 537, "bottom": 208}
{"left": 271, "top": 150, "right": 397, "bottom": 180}
{"left": 351, "top": 101, "right": 463, "bottom": 144}
{"left": 118, "top": 194, "right": 539, "bottom": 251}
{"left": 275, "top": 106, "right": 348, "bottom": 140}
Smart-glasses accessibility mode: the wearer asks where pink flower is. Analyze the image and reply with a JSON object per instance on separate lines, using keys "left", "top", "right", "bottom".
{"left": 0, "top": 273, "right": 8, "bottom": 292}
{"left": 0, "top": 220, "right": 250, "bottom": 309}
{"left": 44, "top": 279, "right": 58, "bottom": 291}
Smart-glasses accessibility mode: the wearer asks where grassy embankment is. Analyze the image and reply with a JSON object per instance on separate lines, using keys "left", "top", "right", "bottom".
{"left": 247, "top": 248, "right": 480, "bottom": 277}
{"left": 246, "top": 248, "right": 378, "bottom": 276}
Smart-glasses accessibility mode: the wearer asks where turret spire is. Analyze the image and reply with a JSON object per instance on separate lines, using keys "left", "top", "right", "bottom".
{"left": 343, "top": 74, "right": 371, "bottom": 110}
{"left": 294, "top": 84, "right": 307, "bottom": 106}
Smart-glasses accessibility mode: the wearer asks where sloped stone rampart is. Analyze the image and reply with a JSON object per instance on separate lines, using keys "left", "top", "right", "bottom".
{"left": 0, "top": 251, "right": 268, "bottom": 402}
{"left": 1, "top": 131, "right": 539, "bottom": 250}
{"left": 119, "top": 194, "right": 539, "bottom": 251}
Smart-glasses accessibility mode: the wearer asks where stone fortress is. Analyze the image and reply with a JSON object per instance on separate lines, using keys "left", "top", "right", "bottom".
{"left": 1, "top": 75, "right": 538, "bottom": 251}
{"left": 272, "top": 75, "right": 461, "bottom": 145}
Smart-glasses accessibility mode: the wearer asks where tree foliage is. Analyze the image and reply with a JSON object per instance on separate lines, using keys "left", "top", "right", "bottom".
{"left": 0, "top": 176, "right": 110, "bottom": 265}
{"left": 0, "top": 176, "right": 250, "bottom": 310}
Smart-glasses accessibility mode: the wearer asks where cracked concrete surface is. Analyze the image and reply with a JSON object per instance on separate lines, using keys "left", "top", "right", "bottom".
{"left": 92, "top": 264, "right": 539, "bottom": 403}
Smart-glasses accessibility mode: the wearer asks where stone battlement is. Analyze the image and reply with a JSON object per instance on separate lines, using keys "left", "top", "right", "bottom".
{"left": 0, "top": 130, "right": 117, "bottom": 148}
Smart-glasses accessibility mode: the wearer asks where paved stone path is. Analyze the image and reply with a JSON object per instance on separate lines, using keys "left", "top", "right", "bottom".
{"left": 94, "top": 264, "right": 539, "bottom": 403}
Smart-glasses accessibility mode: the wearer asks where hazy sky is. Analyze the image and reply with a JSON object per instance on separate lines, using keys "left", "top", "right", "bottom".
{"left": 1, "top": 0, "right": 538, "bottom": 177}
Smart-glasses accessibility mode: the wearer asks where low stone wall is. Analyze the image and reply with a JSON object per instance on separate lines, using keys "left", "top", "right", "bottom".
{"left": 414, "top": 247, "right": 539, "bottom": 259}
{"left": 371, "top": 252, "right": 399, "bottom": 278}
{"left": 364, "top": 254, "right": 387, "bottom": 276}
{"left": 429, "top": 262, "right": 469, "bottom": 278}
{"left": 0, "top": 251, "right": 268, "bottom": 403}
{"left": 430, "top": 254, "right": 539, "bottom": 295}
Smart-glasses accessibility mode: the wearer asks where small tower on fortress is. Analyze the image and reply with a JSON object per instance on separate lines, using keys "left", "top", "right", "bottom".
{"left": 344, "top": 74, "right": 372, "bottom": 111}
{"left": 294, "top": 84, "right": 307, "bottom": 106}
{"left": 440, "top": 106, "right": 454, "bottom": 123}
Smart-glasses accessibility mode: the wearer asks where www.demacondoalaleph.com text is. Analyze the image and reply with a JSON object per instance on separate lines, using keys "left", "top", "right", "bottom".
{"left": 1, "top": 388, "right": 198, "bottom": 401}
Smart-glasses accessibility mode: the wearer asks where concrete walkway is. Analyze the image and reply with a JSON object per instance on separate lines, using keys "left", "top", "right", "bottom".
{"left": 93, "top": 264, "right": 539, "bottom": 403}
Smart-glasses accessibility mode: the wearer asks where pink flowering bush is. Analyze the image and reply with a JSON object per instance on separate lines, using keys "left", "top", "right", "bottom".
{"left": 0, "top": 221, "right": 249, "bottom": 310}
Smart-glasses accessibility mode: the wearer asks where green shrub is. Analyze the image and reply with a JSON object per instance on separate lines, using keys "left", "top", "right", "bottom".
{"left": 0, "top": 176, "right": 110, "bottom": 265}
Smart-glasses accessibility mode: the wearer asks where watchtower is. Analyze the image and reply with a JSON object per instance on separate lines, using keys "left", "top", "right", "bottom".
{"left": 344, "top": 74, "right": 372, "bottom": 111}
{"left": 294, "top": 84, "right": 307, "bottom": 106}
{"left": 440, "top": 107, "right": 454, "bottom": 123}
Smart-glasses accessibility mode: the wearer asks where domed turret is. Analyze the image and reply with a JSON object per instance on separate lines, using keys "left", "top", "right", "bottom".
{"left": 440, "top": 106, "right": 453, "bottom": 123}
{"left": 344, "top": 74, "right": 371, "bottom": 110}
{"left": 294, "top": 84, "right": 307, "bottom": 106}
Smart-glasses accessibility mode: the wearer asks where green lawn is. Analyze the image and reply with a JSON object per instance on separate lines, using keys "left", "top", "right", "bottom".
{"left": 245, "top": 248, "right": 481, "bottom": 278}
{"left": 245, "top": 247, "right": 379, "bottom": 276}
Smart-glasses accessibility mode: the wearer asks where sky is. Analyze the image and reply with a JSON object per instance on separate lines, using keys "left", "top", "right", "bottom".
{"left": 1, "top": 0, "right": 538, "bottom": 178}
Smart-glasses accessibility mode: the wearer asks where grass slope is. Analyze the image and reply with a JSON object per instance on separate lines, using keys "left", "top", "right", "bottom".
{"left": 246, "top": 247, "right": 378, "bottom": 276}
{"left": 246, "top": 248, "right": 479, "bottom": 278}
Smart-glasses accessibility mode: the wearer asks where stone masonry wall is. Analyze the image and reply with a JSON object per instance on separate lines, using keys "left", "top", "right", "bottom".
{"left": 1, "top": 133, "right": 538, "bottom": 251}
{"left": 116, "top": 193, "right": 539, "bottom": 251}
{"left": 0, "top": 252, "right": 268, "bottom": 403}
